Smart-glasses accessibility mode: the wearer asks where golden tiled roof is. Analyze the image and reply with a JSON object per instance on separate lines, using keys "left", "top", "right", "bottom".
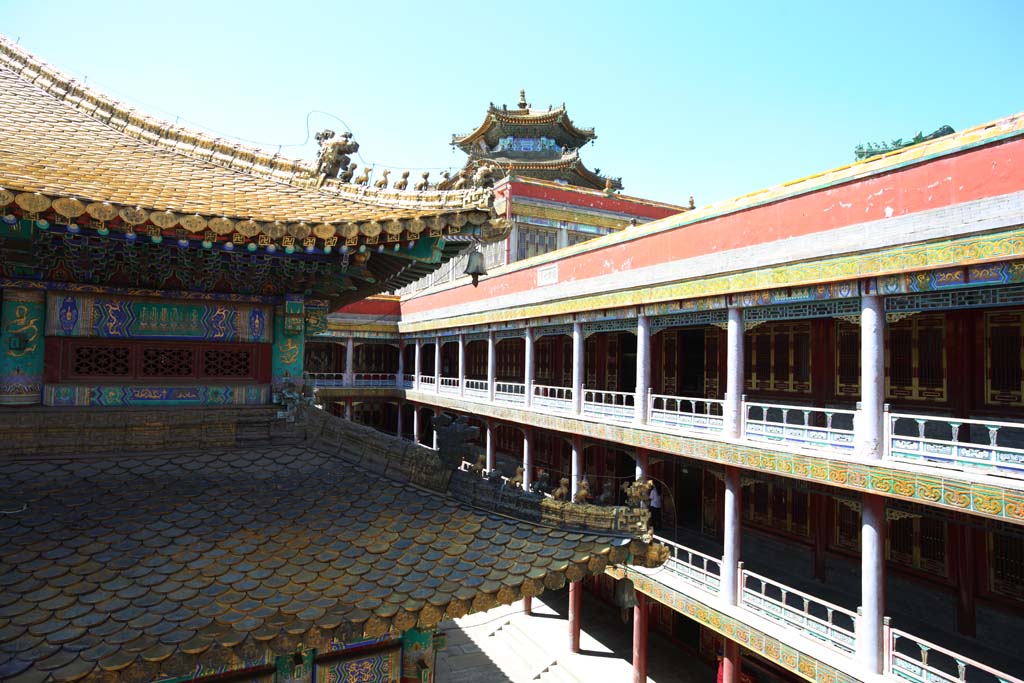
{"left": 0, "top": 35, "right": 492, "bottom": 239}
{"left": 0, "top": 408, "right": 664, "bottom": 683}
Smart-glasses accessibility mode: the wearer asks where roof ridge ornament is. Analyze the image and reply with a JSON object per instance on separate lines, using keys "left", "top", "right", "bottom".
{"left": 518, "top": 88, "right": 529, "bottom": 110}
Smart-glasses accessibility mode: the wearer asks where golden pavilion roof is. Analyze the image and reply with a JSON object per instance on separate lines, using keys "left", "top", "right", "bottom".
{"left": 0, "top": 35, "right": 493, "bottom": 241}
{"left": 0, "top": 408, "right": 664, "bottom": 683}
{"left": 452, "top": 90, "right": 597, "bottom": 151}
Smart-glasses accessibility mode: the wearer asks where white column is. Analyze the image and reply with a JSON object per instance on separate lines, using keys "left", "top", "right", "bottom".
{"left": 635, "top": 314, "right": 650, "bottom": 424}
{"left": 458, "top": 334, "right": 466, "bottom": 397}
{"left": 433, "top": 336, "right": 441, "bottom": 394}
{"left": 345, "top": 336, "right": 355, "bottom": 386}
{"left": 724, "top": 306, "right": 744, "bottom": 439}
{"left": 396, "top": 400, "right": 404, "bottom": 439}
{"left": 487, "top": 331, "right": 496, "bottom": 402}
{"left": 344, "top": 399, "right": 353, "bottom": 420}
{"left": 572, "top": 321, "right": 584, "bottom": 415}
{"left": 414, "top": 340, "right": 422, "bottom": 390}
{"left": 508, "top": 223, "right": 519, "bottom": 265}
{"left": 413, "top": 406, "right": 421, "bottom": 444}
{"left": 858, "top": 293, "right": 885, "bottom": 459}
{"left": 397, "top": 342, "right": 405, "bottom": 385}
{"left": 485, "top": 420, "right": 495, "bottom": 472}
{"left": 635, "top": 448, "right": 648, "bottom": 482}
{"left": 571, "top": 435, "right": 583, "bottom": 500}
{"left": 722, "top": 466, "right": 741, "bottom": 606}
{"left": 522, "top": 427, "right": 533, "bottom": 491}
{"left": 524, "top": 329, "right": 535, "bottom": 407}
{"left": 860, "top": 494, "right": 886, "bottom": 674}
{"left": 432, "top": 409, "right": 440, "bottom": 449}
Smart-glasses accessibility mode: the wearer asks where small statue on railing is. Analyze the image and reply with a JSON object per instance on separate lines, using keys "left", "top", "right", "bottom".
{"left": 597, "top": 481, "right": 617, "bottom": 506}
{"left": 573, "top": 478, "right": 593, "bottom": 504}
{"left": 509, "top": 465, "right": 525, "bottom": 489}
{"left": 621, "top": 479, "right": 653, "bottom": 508}
{"left": 530, "top": 469, "right": 551, "bottom": 495}
{"left": 486, "top": 467, "right": 504, "bottom": 486}
{"left": 468, "top": 454, "right": 487, "bottom": 477}
{"left": 552, "top": 477, "right": 571, "bottom": 501}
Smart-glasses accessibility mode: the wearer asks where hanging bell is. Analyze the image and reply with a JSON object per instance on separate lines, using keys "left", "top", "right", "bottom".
{"left": 464, "top": 249, "right": 488, "bottom": 287}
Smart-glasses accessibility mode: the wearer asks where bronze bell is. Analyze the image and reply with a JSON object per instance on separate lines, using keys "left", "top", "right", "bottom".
{"left": 464, "top": 249, "right": 487, "bottom": 287}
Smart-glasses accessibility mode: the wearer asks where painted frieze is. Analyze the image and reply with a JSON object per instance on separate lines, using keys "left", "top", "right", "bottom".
{"left": 0, "top": 288, "right": 45, "bottom": 405}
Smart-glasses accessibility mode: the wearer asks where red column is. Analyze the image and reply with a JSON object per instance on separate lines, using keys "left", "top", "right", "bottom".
{"left": 523, "top": 596, "right": 533, "bottom": 616}
{"left": 721, "top": 639, "right": 740, "bottom": 683}
{"left": 632, "top": 591, "right": 649, "bottom": 683}
{"left": 568, "top": 581, "right": 582, "bottom": 653}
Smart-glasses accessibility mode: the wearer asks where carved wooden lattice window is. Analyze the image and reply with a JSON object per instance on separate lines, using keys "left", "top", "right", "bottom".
{"left": 561, "top": 340, "right": 572, "bottom": 386}
{"left": 517, "top": 227, "right": 557, "bottom": 261}
{"left": 585, "top": 338, "right": 598, "bottom": 387}
{"left": 203, "top": 349, "right": 252, "bottom": 377}
{"left": 705, "top": 328, "right": 720, "bottom": 398}
{"left": 536, "top": 338, "right": 553, "bottom": 382}
{"left": 469, "top": 342, "right": 486, "bottom": 378}
{"left": 989, "top": 532, "right": 1024, "bottom": 600}
{"left": 497, "top": 339, "right": 523, "bottom": 381}
{"left": 986, "top": 311, "right": 1024, "bottom": 406}
{"left": 303, "top": 344, "right": 334, "bottom": 374}
{"left": 886, "top": 314, "right": 947, "bottom": 401}
{"left": 886, "top": 513, "right": 950, "bottom": 576}
{"left": 835, "top": 321, "right": 860, "bottom": 397}
{"left": 662, "top": 331, "right": 678, "bottom": 395}
{"left": 745, "top": 322, "right": 812, "bottom": 393}
{"left": 606, "top": 335, "right": 619, "bottom": 391}
{"left": 742, "top": 481, "right": 810, "bottom": 538}
{"left": 833, "top": 503, "right": 861, "bottom": 552}
{"left": 141, "top": 348, "right": 193, "bottom": 377}
{"left": 72, "top": 346, "right": 131, "bottom": 376}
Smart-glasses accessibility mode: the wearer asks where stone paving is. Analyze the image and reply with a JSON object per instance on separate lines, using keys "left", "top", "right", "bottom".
{"left": 436, "top": 587, "right": 714, "bottom": 683}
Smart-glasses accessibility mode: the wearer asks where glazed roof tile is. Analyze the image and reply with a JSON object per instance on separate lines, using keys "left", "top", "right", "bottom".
{"left": 0, "top": 417, "right": 659, "bottom": 683}
{"left": 0, "top": 35, "right": 490, "bottom": 225}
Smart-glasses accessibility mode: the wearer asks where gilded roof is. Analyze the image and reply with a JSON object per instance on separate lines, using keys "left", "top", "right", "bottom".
{"left": 0, "top": 35, "right": 491, "bottom": 229}
{"left": 0, "top": 410, "right": 659, "bottom": 683}
{"left": 452, "top": 91, "right": 597, "bottom": 151}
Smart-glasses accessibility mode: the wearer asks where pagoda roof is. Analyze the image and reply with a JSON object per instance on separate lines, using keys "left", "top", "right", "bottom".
{"left": 0, "top": 407, "right": 664, "bottom": 683}
{"left": 483, "top": 151, "right": 622, "bottom": 191}
{"left": 452, "top": 91, "right": 597, "bottom": 152}
{"left": 0, "top": 36, "right": 504, "bottom": 304}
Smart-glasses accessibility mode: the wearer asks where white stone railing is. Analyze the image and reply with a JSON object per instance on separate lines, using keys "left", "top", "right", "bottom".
{"left": 419, "top": 374, "right": 436, "bottom": 387}
{"left": 303, "top": 372, "right": 348, "bottom": 387}
{"left": 352, "top": 372, "right": 398, "bottom": 387}
{"left": 888, "top": 412, "right": 1024, "bottom": 476}
{"left": 886, "top": 624, "right": 1022, "bottom": 683}
{"left": 495, "top": 381, "right": 527, "bottom": 404}
{"left": 464, "top": 379, "right": 489, "bottom": 399}
{"left": 739, "top": 563, "right": 857, "bottom": 655}
{"left": 744, "top": 402, "right": 856, "bottom": 452}
{"left": 400, "top": 373, "right": 416, "bottom": 388}
{"left": 656, "top": 536, "right": 722, "bottom": 595}
{"left": 532, "top": 384, "right": 573, "bottom": 412}
{"left": 648, "top": 394, "right": 726, "bottom": 433}
{"left": 439, "top": 377, "right": 461, "bottom": 394}
{"left": 582, "top": 387, "right": 635, "bottom": 422}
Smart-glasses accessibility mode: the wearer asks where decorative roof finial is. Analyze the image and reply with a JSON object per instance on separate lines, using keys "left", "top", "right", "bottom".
{"left": 518, "top": 89, "right": 528, "bottom": 110}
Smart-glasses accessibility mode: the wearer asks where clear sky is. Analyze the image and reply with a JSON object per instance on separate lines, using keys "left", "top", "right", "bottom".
{"left": 2, "top": 1, "right": 1022, "bottom": 208}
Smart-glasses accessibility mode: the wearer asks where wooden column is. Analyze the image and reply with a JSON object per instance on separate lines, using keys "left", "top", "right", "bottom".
{"left": 722, "top": 640, "right": 741, "bottom": 683}
{"left": 812, "top": 494, "right": 828, "bottom": 581}
{"left": 954, "top": 523, "right": 977, "bottom": 636}
{"left": 568, "top": 581, "right": 582, "bottom": 653}
{"left": 632, "top": 590, "right": 649, "bottom": 683}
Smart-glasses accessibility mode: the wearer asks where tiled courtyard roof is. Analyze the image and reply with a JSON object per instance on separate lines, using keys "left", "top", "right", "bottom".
{"left": 0, "top": 411, "right": 662, "bottom": 683}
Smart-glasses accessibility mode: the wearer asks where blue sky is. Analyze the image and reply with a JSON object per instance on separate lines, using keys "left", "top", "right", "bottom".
{"left": 2, "top": 1, "right": 1021, "bottom": 207}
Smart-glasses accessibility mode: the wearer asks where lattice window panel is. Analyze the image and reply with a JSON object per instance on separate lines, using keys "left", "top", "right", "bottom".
{"left": 833, "top": 502, "right": 862, "bottom": 552}
{"left": 203, "top": 349, "right": 252, "bottom": 377}
{"left": 990, "top": 532, "right": 1024, "bottom": 600}
{"left": 742, "top": 482, "right": 810, "bottom": 538}
{"left": 886, "top": 514, "right": 947, "bottom": 576}
{"left": 606, "top": 334, "right": 619, "bottom": 391}
{"left": 705, "top": 328, "right": 720, "bottom": 398}
{"left": 986, "top": 310, "right": 1024, "bottom": 406}
{"left": 141, "top": 347, "right": 194, "bottom": 377}
{"left": 495, "top": 329, "right": 525, "bottom": 341}
{"left": 835, "top": 321, "right": 861, "bottom": 397}
{"left": 497, "top": 338, "right": 524, "bottom": 380}
{"left": 744, "top": 322, "right": 812, "bottom": 393}
{"left": 743, "top": 298, "right": 861, "bottom": 323}
{"left": 304, "top": 344, "right": 334, "bottom": 374}
{"left": 886, "top": 285, "right": 1024, "bottom": 313}
{"left": 886, "top": 314, "right": 946, "bottom": 401}
{"left": 517, "top": 227, "right": 558, "bottom": 261}
{"left": 536, "top": 338, "right": 553, "bottom": 382}
{"left": 72, "top": 346, "right": 131, "bottom": 377}
{"left": 585, "top": 338, "right": 598, "bottom": 387}
{"left": 650, "top": 309, "right": 728, "bottom": 333}
{"left": 561, "top": 342, "right": 572, "bottom": 386}
{"left": 533, "top": 324, "right": 572, "bottom": 339}
{"left": 583, "top": 318, "right": 637, "bottom": 337}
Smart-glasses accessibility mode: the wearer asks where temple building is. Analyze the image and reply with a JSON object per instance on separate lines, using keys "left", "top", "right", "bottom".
{"left": 312, "top": 112, "right": 1024, "bottom": 683}
{"left": 0, "top": 35, "right": 667, "bottom": 683}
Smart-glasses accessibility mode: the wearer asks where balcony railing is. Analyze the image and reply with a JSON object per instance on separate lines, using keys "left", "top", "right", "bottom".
{"left": 352, "top": 372, "right": 398, "bottom": 387}
{"left": 439, "top": 377, "right": 460, "bottom": 394}
{"left": 886, "top": 624, "right": 1023, "bottom": 683}
{"left": 888, "top": 413, "right": 1024, "bottom": 475}
{"left": 495, "top": 381, "right": 527, "bottom": 404}
{"left": 744, "top": 402, "right": 856, "bottom": 452}
{"left": 400, "top": 373, "right": 415, "bottom": 388}
{"left": 739, "top": 563, "right": 857, "bottom": 655}
{"left": 656, "top": 536, "right": 721, "bottom": 595}
{"left": 532, "top": 384, "right": 573, "bottom": 412}
{"left": 303, "top": 372, "right": 347, "bottom": 387}
{"left": 419, "top": 375, "right": 436, "bottom": 387}
{"left": 582, "top": 387, "right": 635, "bottom": 422}
{"left": 464, "top": 379, "right": 489, "bottom": 399}
{"left": 648, "top": 394, "right": 725, "bottom": 433}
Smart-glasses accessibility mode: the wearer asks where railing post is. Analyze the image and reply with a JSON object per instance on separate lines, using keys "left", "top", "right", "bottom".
{"left": 735, "top": 561, "right": 745, "bottom": 606}
{"left": 882, "top": 403, "right": 892, "bottom": 459}
{"left": 881, "top": 616, "right": 891, "bottom": 677}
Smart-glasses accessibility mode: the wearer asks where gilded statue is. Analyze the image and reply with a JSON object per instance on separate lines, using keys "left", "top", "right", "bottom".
{"left": 314, "top": 129, "right": 360, "bottom": 178}
{"left": 551, "top": 477, "right": 570, "bottom": 501}
{"left": 414, "top": 171, "right": 431, "bottom": 191}
{"left": 573, "top": 478, "right": 592, "bottom": 504}
{"left": 374, "top": 169, "right": 391, "bottom": 189}
{"left": 393, "top": 171, "right": 410, "bottom": 190}
{"left": 434, "top": 170, "right": 452, "bottom": 191}
{"left": 354, "top": 167, "right": 372, "bottom": 186}
{"left": 339, "top": 163, "right": 357, "bottom": 183}
{"left": 509, "top": 465, "right": 524, "bottom": 489}
{"left": 468, "top": 454, "right": 486, "bottom": 477}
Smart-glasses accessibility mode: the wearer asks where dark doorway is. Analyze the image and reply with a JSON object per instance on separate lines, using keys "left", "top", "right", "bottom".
{"left": 680, "top": 328, "right": 705, "bottom": 395}
{"left": 619, "top": 332, "right": 638, "bottom": 393}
